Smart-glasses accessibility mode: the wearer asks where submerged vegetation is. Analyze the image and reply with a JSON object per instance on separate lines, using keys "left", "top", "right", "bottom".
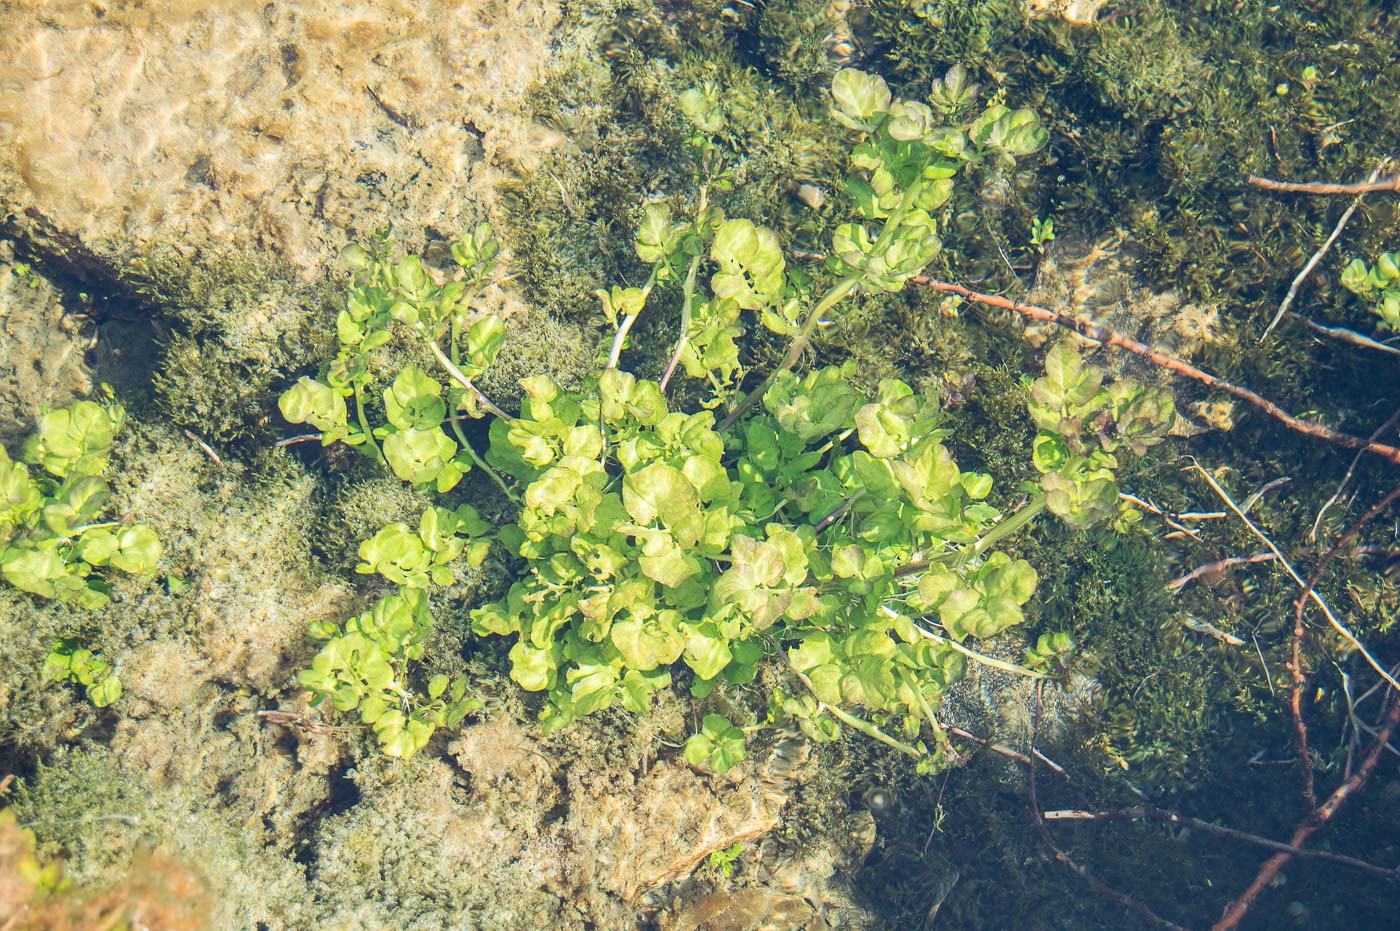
{"left": 4, "top": 2, "right": 1400, "bottom": 929}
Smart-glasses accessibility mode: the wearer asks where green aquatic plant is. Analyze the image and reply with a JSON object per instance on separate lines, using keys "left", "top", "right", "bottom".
{"left": 298, "top": 587, "right": 483, "bottom": 758}
{"left": 41, "top": 639, "right": 122, "bottom": 708}
{"left": 685, "top": 714, "right": 747, "bottom": 774}
{"left": 278, "top": 224, "right": 512, "bottom": 497}
{"left": 1341, "top": 250, "right": 1400, "bottom": 332}
{"left": 706, "top": 840, "right": 746, "bottom": 878}
{"left": 1, "top": 395, "right": 161, "bottom": 608}
{"left": 282, "top": 69, "right": 1169, "bottom": 766}
{"left": 1028, "top": 341, "right": 1175, "bottom": 531}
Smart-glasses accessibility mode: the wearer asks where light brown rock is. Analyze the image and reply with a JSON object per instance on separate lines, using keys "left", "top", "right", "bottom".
{"left": 0, "top": 0, "right": 567, "bottom": 280}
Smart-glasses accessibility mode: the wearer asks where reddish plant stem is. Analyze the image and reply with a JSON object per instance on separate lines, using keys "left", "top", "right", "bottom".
{"left": 1212, "top": 690, "right": 1400, "bottom": 930}
{"left": 1043, "top": 807, "right": 1400, "bottom": 880}
{"left": 914, "top": 278, "right": 1400, "bottom": 467}
{"left": 1288, "top": 484, "right": 1400, "bottom": 811}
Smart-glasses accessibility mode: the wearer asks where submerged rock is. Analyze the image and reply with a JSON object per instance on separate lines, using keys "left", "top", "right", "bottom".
{"left": 0, "top": 0, "right": 582, "bottom": 441}
{"left": 0, "top": 241, "right": 92, "bottom": 444}
{"left": 0, "top": 1, "right": 567, "bottom": 281}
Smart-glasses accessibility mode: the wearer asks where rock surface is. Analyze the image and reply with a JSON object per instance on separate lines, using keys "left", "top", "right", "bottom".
{"left": 0, "top": 0, "right": 568, "bottom": 282}
{"left": 0, "top": 241, "right": 92, "bottom": 444}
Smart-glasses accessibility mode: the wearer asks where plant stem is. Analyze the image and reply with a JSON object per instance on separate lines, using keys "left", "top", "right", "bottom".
{"left": 814, "top": 489, "right": 867, "bottom": 532}
{"left": 719, "top": 175, "right": 929, "bottom": 432}
{"left": 791, "top": 668, "right": 926, "bottom": 759}
{"left": 428, "top": 336, "right": 510, "bottom": 421}
{"left": 353, "top": 383, "right": 382, "bottom": 461}
{"left": 660, "top": 187, "right": 711, "bottom": 392}
{"left": 660, "top": 252, "right": 703, "bottom": 392}
{"left": 883, "top": 605, "right": 1048, "bottom": 680}
{"left": 823, "top": 695, "right": 922, "bottom": 758}
{"left": 717, "top": 275, "right": 859, "bottom": 431}
{"left": 446, "top": 320, "right": 517, "bottom": 502}
{"left": 605, "top": 267, "right": 660, "bottom": 371}
{"left": 894, "top": 490, "right": 1047, "bottom": 578}
{"left": 966, "top": 489, "right": 1047, "bottom": 561}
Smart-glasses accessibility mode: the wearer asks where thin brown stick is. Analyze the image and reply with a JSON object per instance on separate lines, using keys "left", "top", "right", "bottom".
{"left": 946, "top": 724, "right": 1068, "bottom": 778}
{"left": 275, "top": 433, "right": 324, "bottom": 447}
{"left": 1290, "top": 484, "right": 1400, "bottom": 809}
{"left": 1043, "top": 807, "right": 1400, "bottom": 880}
{"left": 1289, "top": 597, "right": 1318, "bottom": 808}
{"left": 1190, "top": 462, "right": 1399, "bottom": 692}
{"left": 183, "top": 428, "right": 224, "bottom": 467}
{"left": 1165, "top": 552, "right": 1278, "bottom": 592}
{"left": 1311, "top": 407, "right": 1400, "bottom": 542}
{"left": 1213, "top": 689, "right": 1400, "bottom": 930}
{"left": 914, "top": 278, "right": 1400, "bottom": 467}
{"left": 1247, "top": 173, "right": 1400, "bottom": 195}
{"left": 1261, "top": 162, "right": 1387, "bottom": 339}
{"left": 1028, "top": 683, "right": 1188, "bottom": 931}
{"left": 1298, "top": 315, "right": 1400, "bottom": 357}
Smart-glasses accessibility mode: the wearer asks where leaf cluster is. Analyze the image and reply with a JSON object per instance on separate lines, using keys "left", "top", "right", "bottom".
{"left": 472, "top": 358, "right": 1032, "bottom": 762}
{"left": 685, "top": 713, "right": 747, "bottom": 774}
{"left": 284, "top": 70, "right": 1073, "bottom": 767}
{"left": 1341, "top": 250, "right": 1400, "bottom": 332}
{"left": 42, "top": 638, "right": 122, "bottom": 708}
{"left": 298, "top": 586, "right": 483, "bottom": 758}
{"left": 1, "top": 397, "right": 161, "bottom": 608}
{"left": 278, "top": 225, "right": 506, "bottom": 492}
{"left": 828, "top": 67, "right": 1046, "bottom": 292}
{"left": 1028, "top": 343, "right": 1175, "bottom": 530}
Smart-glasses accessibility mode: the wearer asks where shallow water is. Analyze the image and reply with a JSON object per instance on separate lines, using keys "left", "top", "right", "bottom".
{"left": 2, "top": 2, "right": 1399, "bottom": 929}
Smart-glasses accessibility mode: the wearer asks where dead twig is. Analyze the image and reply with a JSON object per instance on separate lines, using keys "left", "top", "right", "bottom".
{"left": 1297, "top": 316, "right": 1400, "bottom": 357}
{"left": 946, "top": 724, "right": 1068, "bottom": 778}
{"left": 914, "top": 278, "right": 1400, "bottom": 467}
{"left": 1189, "top": 462, "right": 1400, "bottom": 695}
{"left": 1246, "top": 173, "right": 1400, "bottom": 195}
{"left": 1028, "top": 682, "right": 1188, "bottom": 931}
{"left": 1260, "top": 161, "right": 1388, "bottom": 339}
{"left": 1212, "top": 689, "right": 1400, "bottom": 930}
{"left": 1180, "top": 616, "right": 1247, "bottom": 647}
{"left": 1289, "top": 484, "right": 1400, "bottom": 808}
{"left": 183, "top": 428, "right": 224, "bottom": 467}
{"left": 1311, "top": 407, "right": 1400, "bottom": 542}
{"left": 256, "top": 709, "right": 350, "bottom": 736}
{"left": 275, "top": 433, "right": 324, "bottom": 448}
{"left": 1166, "top": 552, "right": 1278, "bottom": 593}
{"left": 1042, "top": 807, "right": 1400, "bottom": 881}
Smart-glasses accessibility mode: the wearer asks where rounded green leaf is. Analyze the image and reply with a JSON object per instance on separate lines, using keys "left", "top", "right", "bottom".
{"left": 830, "top": 69, "right": 892, "bottom": 131}
{"left": 279, "top": 378, "right": 348, "bottom": 433}
{"left": 111, "top": 524, "right": 162, "bottom": 574}
{"left": 383, "top": 427, "right": 457, "bottom": 486}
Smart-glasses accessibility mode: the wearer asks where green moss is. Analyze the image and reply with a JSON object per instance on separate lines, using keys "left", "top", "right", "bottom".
{"left": 12, "top": 743, "right": 315, "bottom": 929}
{"left": 127, "top": 244, "right": 337, "bottom": 443}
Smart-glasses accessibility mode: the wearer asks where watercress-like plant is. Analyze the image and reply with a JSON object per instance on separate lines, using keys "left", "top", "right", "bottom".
{"left": 298, "top": 584, "right": 484, "bottom": 758}
{"left": 278, "top": 225, "right": 512, "bottom": 496}
{"left": 1, "top": 394, "right": 161, "bottom": 608}
{"left": 43, "top": 638, "right": 122, "bottom": 707}
{"left": 1028, "top": 341, "right": 1176, "bottom": 530}
{"left": 1341, "top": 250, "right": 1400, "bottom": 332}
{"left": 285, "top": 69, "right": 1170, "bottom": 770}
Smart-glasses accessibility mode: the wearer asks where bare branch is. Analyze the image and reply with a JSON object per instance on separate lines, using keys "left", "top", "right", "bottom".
{"left": 1260, "top": 161, "right": 1388, "bottom": 339}
{"left": 1043, "top": 807, "right": 1400, "bottom": 881}
{"left": 1213, "top": 690, "right": 1400, "bottom": 930}
{"left": 1028, "top": 682, "right": 1189, "bottom": 931}
{"left": 1247, "top": 173, "right": 1400, "bottom": 195}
